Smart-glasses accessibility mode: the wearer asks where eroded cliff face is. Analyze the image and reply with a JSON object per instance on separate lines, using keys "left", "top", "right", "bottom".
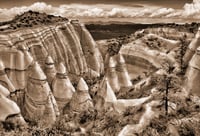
{"left": 0, "top": 21, "right": 103, "bottom": 79}
{"left": 0, "top": 16, "right": 104, "bottom": 128}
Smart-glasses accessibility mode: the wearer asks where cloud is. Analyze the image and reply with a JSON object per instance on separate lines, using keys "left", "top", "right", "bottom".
{"left": 182, "top": 0, "right": 200, "bottom": 17}
{"left": 0, "top": 2, "right": 55, "bottom": 21}
{"left": 0, "top": 2, "right": 156, "bottom": 20}
{"left": 167, "top": 0, "right": 200, "bottom": 18}
{"left": 150, "top": 8, "right": 175, "bottom": 18}
{"left": 0, "top": 1, "right": 200, "bottom": 22}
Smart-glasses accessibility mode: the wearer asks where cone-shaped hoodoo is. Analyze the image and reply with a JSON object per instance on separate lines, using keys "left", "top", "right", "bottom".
{"left": 57, "top": 62, "right": 67, "bottom": 75}
{"left": 99, "top": 77, "right": 117, "bottom": 103}
{"left": 116, "top": 53, "right": 132, "bottom": 87}
{"left": 104, "top": 53, "right": 110, "bottom": 71}
{"left": 52, "top": 62, "right": 75, "bottom": 112}
{"left": 45, "top": 56, "right": 54, "bottom": 65}
{"left": 18, "top": 44, "right": 34, "bottom": 67}
{"left": 24, "top": 62, "right": 57, "bottom": 127}
{"left": 44, "top": 56, "right": 56, "bottom": 85}
{"left": 77, "top": 77, "right": 89, "bottom": 91}
{"left": 70, "top": 78, "right": 93, "bottom": 112}
{"left": 29, "top": 62, "right": 47, "bottom": 80}
{"left": 95, "top": 77, "right": 116, "bottom": 111}
{"left": 106, "top": 56, "right": 120, "bottom": 92}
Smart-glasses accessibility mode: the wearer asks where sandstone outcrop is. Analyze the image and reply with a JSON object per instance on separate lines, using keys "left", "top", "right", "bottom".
{"left": 24, "top": 62, "right": 57, "bottom": 127}
{"left": 0, "top": 86, "right": 26, "bottom": 127}
{"left": 0, "top": 85, "right": 10, "bottom": 97}
{"left": 183, "top": 27, "right": 200, "bottom": 66}
{"left": 0, "top": 11, "right": 104, "bottom": 127}
{"left": 44, "top": 56, "right": 56, "bottom": 85}
{"left": 106, "top": 56, "right": 120, "bottom": 93}
{"left": 120, "top": 41, "right": 174, "bottom": 69}
{"left": 70, "top": 78, "right": 94, "bottom": 112}
{"left": 184, "top": 46, "right": 200, "bottom": 96}
{"left": 144, "top": 27, "right": 194, "bottom": 41}
{"left": 52, "top": 62, "right": 75, "bottom": 112}
{"left": 96, "top": 72, "right": 152, "bottom": 114}
{"left": 0, "top": 20, "right": 103, "bottom": 78}
{"left": 95, "top": 77, "right": 117, "bottom": 111}
{"left": 116, "top": 53, "right": 132, "bottom": 88}
{"left": 0, "top": 60, "right": 15, "bottom": 93}
{"left": 0, "top": 93, "right": 20, "bottom": 121}
{"left": 118, "top": 100, "right": 161, "bottom": 136}
{"left": 145, "top": 33, "right": 181, "bottom": 51}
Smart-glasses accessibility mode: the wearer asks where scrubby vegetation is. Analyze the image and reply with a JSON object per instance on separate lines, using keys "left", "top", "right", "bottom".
{"left": 0, "top": 10, "right": 68, "bottom": 31}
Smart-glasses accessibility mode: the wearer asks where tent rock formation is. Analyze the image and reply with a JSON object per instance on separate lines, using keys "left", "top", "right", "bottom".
{"left": 52, "top": 62, "right": 75, "bottom": 112}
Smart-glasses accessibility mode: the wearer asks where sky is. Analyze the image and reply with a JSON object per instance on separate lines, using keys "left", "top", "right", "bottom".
{"left": 0, "top": 0, "right": 192, "bottom": 9}
{"left": 0, "top": 0, "right": 200, "bottom": 22}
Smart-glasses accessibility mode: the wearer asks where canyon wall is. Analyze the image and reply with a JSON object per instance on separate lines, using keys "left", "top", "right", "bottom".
{"left": 0, "top": 21, "right": 104, "bottom": 82}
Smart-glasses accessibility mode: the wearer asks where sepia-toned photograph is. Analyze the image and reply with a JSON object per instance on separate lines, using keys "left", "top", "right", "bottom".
{"left": 0, "top": 0, "right": 200, "bottom": 135}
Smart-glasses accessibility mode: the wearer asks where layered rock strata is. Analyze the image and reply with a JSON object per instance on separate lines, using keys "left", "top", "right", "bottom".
{"left": 0, "top": 14, "right": 104, "bottom": 127}
{"left": 0, "top": 85, "right": 26, "bottom": 127}
{"left": 144, "top": 27, "right": 194, "bottom": 41}
{"left": 116, "top": 53, "right": 132, "bottom": 88}
{"left": 24, "top": 62, "right": 58, "bottom": 127}
{"left": 95, "top": 77, "right": 117, "bottom": 111}
{"left": 44, "top": 56, "right": 57, "bottom": 85}
{"left": 0, "top": 22, "right": 103, "bottom": 78}
{"left": 184, "top": 46, "right": 200, "bottom": 96}
{"left": 106, "top": 56, "right": 120, "bottom": 93}
{"left": 70, "top": 78, "right": 94, "bottom": 112}
{"left": 183, "top": 27, "right": 200, "bottom": 66}
{"left": 52, "top": 62, "right": 75, "bottom": 112}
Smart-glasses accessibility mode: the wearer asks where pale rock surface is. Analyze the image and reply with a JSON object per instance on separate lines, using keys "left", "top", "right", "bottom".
{"left": 0, "top": 60, "right": 15, "bottom": 92}
{"left": 116, "top": 53, "right": 132, "bottom": 88}
{"left": 0, "top": 93, "right": 20, "bottom": 121}
{"left": 24, "top": 62, "right": 58, "bottom": 127}
{"left": 118, "top": 100, "right": 161, "bottom": 136}
{"left": 0, "top": 22, "right": 103, "bottom": 77}
{"left": 44, "top": 56, "right": 56, "bottom": 85}
{"left": 0, "top": 84, "right": 10, "bottom": 97}
{"left": 70, "top": 78, "right": 94, "bottom": 112}
{"left": 52, "top": 62, "right": 75, "bottom": 112}
{"left": 183, "top": 27, "right": 200, "bottom": 65}
{"left": 106, "top": 56, "right": 120, "bottom": 92}
{"left": 184, "top": 46, "right": 200, "bottom": 96}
